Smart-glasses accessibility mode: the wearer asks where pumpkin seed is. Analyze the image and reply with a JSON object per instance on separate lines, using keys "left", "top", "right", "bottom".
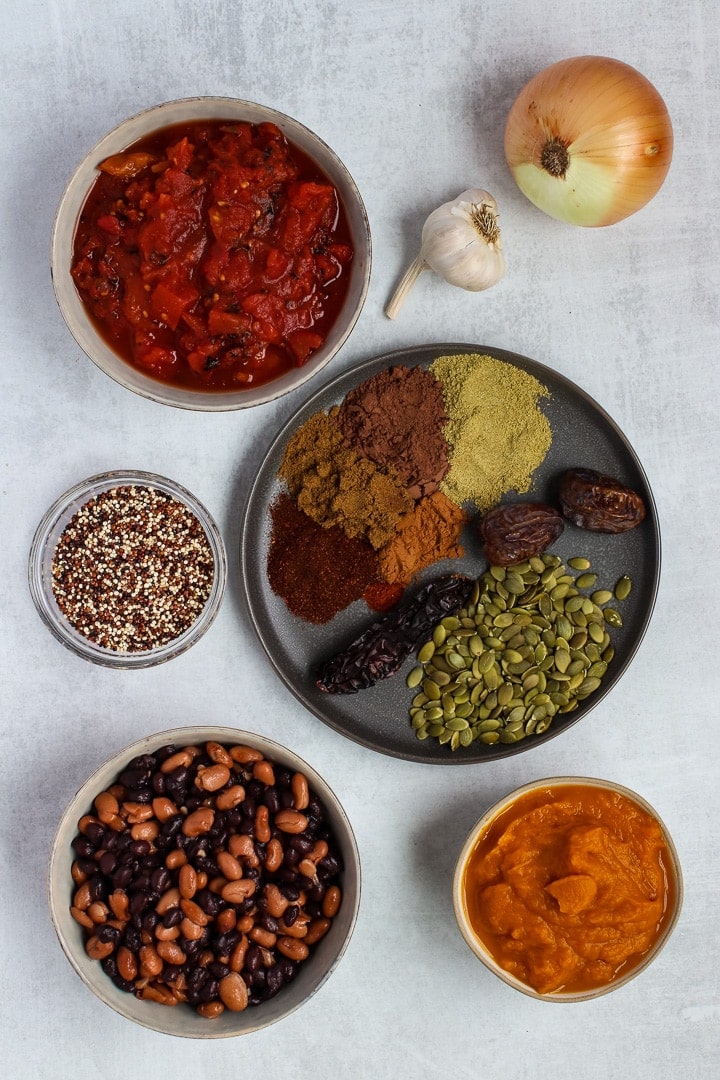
{"left": 614, "top": 575, "right": 632, "bottom": 601}
{"left": 568, "top": 557, "right": 591, "bottom": 570}
{"left": 603, "top": 608, "right": 623, "bottom": 628}
{"left": 406, "top": 666, "right": 424, "bottom": 688}
{"left": 591, "top": 590, "right": 613, "bottom": 606}
{"left": 575, "top": 573, "right": 597, "bottom": 589}
{"left": 417, "top": 641, "right": 435, "bottom": 664}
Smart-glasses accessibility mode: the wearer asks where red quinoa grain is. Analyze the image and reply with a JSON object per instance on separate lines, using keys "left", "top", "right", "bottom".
{"left": 51, "top": 485, "right": 214, "bottom": 651}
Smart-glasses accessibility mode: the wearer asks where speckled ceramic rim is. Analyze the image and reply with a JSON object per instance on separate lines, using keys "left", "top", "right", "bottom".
{"left": 50, "top": 96, "right": 372, "bottom": 411}
{"left": 452, "top": 776, "right": 683, "bottom": 1002}
{"left": 28, "top": 470, "right": 227, "bottom": 668}
{"left": 48, "top": 725, "right": 361, "bottom": 1038}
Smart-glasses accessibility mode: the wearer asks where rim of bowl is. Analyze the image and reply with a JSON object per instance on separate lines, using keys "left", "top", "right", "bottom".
{"left": 452, "top": 775, "right": 683, "bottom": 1002}
{"left": 48, "top": 725, "right": 362, "bottom": 1037}
{"left": 28, "top": 470, "right": 227, "bottom": 667}
{"left": 50, "top": 96, "right": 372, "bottom": 411}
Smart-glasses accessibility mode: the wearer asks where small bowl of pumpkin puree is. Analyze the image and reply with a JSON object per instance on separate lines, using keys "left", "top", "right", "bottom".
{"left": 453, "top": 777, "right": 682, "bottom": 1001}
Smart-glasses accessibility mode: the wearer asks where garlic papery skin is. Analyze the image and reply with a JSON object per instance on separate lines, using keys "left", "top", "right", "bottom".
{"left": 385, "top": 189, "right": 504, "bottom": 319}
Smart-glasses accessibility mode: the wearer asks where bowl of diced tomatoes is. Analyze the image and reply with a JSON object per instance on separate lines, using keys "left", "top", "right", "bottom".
{"left": 51, "top": 98, "right": 371, "bottom": 410}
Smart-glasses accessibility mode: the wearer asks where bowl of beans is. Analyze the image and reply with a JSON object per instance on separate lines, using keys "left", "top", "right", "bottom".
{"left": 452, "top": 776, "right": 682, "bottom": 1001}
{"left": 48, "top": 727, "right": 361, "bottom": 1037}
{"left": 51, "top": 97, "right": 371, "bottom": 410}
{"left": 28, "top": 470, "right": 226, "bottom": 667}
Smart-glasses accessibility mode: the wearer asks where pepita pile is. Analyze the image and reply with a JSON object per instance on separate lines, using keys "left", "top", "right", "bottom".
{"left": 406, "top": 554, "right": 630, "bottom": 751}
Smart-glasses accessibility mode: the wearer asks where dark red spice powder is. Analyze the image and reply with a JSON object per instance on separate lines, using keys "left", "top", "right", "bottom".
{"left": 267, "top": 493, "right": 379, "bottom": 624}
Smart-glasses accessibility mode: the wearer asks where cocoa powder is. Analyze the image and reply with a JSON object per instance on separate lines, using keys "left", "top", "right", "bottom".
{"left": 337, "top": 366, "right": 449, "bottom": 499}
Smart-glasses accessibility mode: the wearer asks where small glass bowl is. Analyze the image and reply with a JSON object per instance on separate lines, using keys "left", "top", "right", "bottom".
{"left": 48, "top": 725, "right": 361, "bottom": 1037}
{"left": 51, "top": 97, "right": 372, "bottom": 411}
{"left": 452, "top": 776, "right": 683, "bottom": 1002}
{"left": 28, "top": 470, "right": 227, "bottom": 668}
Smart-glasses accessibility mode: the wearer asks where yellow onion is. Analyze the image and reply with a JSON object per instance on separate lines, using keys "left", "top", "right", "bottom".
{"left": 504, "top": 55, "right": 673, "bottom": 226}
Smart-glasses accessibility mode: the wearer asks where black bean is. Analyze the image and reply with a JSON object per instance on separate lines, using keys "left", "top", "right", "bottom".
{"left": 263, "top": 787, "right": 280, "bottom": 814}
{"left": 112, "top": 865, "right": 133, "bottom": 890}
{"left": 151, "top": 867, "right": 170, "bottom": 892}
{"left": 122, "top": 926, "right": 142, "bottom": 952}
{"left": 129, "top": 840, "right": 151, "bottom": 858}
{"left": 198, "top": 978, "right": 219, "bottom": 1003}
{"left": 76, "top": 857, "right": 97, "bottom": 876}
{"left": 195, "top": 889, "right": 221, "bottom": 916}
{"left": 72, "top": 836, "right": 95, "bottom": 858}
{"left": 161, "top": 815, "right": 183, "bottom": 838}
{"left": 129, "top": 890, "right": 149, "bottom": 916}
{"left": 245, "top": 945, "right": 262, "bottom": 973}
{"left": 123, "top": 787, "right": 153, "bottom": 804}
{"left": 163, "top": 907, "right": 183, "bottom": 928}
{"left": 209, "top": 961, "right": 230, "bottom": 979}
{"left": 101, "top": 956, "right": 118, "bottom": 979}
{"left": 97, "top": 924, "right": 121, "bottom": 946}
{"left": 266, "top": 965, "right": 284, "bottom": 996}
{"left": 283, "top": 905, "right": 299, "bottom": 926}
{"left": 87, "top": 875, "right": 106, "bottom": 901}
{"left": 83, "top": 822, "right": 106, "bottom": 847}
{"left": 141, "top": 911, "right": 159, "bottom": 934}
{"left": 99, "top": 851, "right": 117, "bottom": 876}
{"left": 112, "top": 975, "right": 136, "bottom": 993}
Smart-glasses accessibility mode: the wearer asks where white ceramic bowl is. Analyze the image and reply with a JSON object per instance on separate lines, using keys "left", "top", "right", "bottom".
{"left": 51, "top": 97, "right": 371, "bottom": 410}
{"left": 453, "top": 776, "right": 682, "bottom": 1001}
{"left": 48, "top": 726, "right": 361, "bottom": 1037}
{"left": 28, "top": 470, "right": 226, "bottom": 667}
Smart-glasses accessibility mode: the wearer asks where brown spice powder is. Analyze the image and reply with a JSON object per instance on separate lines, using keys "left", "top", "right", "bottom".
{"left": 278, "top": 409, "right": 412, "bottom": 549}
{"left": 378, "top": 491, "right": 467, "bottom": 585}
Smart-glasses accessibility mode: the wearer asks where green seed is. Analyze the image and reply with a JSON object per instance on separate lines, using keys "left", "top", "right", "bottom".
{"left": 588, "top": 621, "right": 605, "bottom": 643}
{"left": 445, "top": 716, "right": 470, "bottom": 732}
{"left": 614, "top": 575, "right": 632, "bottom": 601}
{"left": 575, "top": 573, "right": 597, "bottom": 589}
{"left": 406, "top": 666, "right": 424, "bottom": 688}
{"left": 432, "top": 624, "right": 447, "bottom": 647}
{"left": 478, "top": 731, "right": 500, "bottom": 745}
{"left": 591, "top": 590, "right": 613, "bottom": 606}
{"left": 423, "top": 679, "right": 441, "bottom": 700}
{"left": 603, "top": 608, "right": 623, "bottom": 628}
{"left": 568, "top": 557, "right": 591, "bottom": 570}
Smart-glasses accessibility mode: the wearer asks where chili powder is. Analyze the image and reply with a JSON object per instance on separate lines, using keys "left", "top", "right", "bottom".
{"left": 267, "top": 493, "right": 379, "bottom": 624}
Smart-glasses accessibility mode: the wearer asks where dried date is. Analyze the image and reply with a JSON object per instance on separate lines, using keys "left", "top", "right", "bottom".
{"left": 315, "top": 575, "right": 473, "bottom": 694}
{"left": 479, "top": 503, "right": 564, "bottom": 566}
{"left": 559, "top": 468, "right": 646, "bottom": 533}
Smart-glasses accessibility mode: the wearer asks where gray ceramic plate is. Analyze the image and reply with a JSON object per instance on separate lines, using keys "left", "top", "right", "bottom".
{"left": 240, "top": 344, "right": 660, "bottom": 764}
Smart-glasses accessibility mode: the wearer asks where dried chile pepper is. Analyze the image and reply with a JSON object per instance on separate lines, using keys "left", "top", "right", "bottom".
{"left": 315, "top": 574, "right": 473, "bottom": 693}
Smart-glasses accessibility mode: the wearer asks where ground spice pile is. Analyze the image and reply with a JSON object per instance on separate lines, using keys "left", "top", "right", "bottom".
{"left": 278, "top": 409, "right": 412, "bottom": 549}
{"left": 431, "top": 353, "right": 553, "bottom": 512}
{"left": 337, "top": 365, "right": 449, "bottom": 498}
{"left": 51, "top": 485, "right": 215, "bottom": 652}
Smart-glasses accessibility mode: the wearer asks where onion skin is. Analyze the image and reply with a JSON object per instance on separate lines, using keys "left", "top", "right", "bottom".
{"left": 504, "top": 56, "right": 673, "bottom": 226}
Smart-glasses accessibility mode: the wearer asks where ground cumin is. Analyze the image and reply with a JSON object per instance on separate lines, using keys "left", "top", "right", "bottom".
{"left": 378, "top": 491, "right": 467, "bottom": 585}
{"left": 431, "top": 353, "right": 553, "bottom": 512}
{"left": 278, "top": 409, "right": 412, "bottom": 548}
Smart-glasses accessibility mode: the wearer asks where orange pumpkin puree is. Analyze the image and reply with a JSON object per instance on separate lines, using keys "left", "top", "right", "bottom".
{"left": 462, "top": 784, "right": 676, "bottom": 994}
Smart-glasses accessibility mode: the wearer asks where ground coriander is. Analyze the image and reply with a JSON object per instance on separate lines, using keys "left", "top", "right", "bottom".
{"left": 431, "top": 352, "right": 553, "bottom": 511}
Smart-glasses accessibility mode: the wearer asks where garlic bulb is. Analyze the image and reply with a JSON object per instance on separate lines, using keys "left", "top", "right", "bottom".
{"left": 385, "top": 189, "right": 504, "bottom": 319}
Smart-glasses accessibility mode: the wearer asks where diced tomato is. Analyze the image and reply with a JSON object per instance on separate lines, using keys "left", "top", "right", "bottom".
{"left": 150, "top": 280, "right": 199, "bottom": 330}
{"left": 208, "top": 202, "right": 256, "bottom": 244}
{"left": 166, "top": 137, "right": 195, "bottom": 171}
{"left": 186, "top": 341, "right": 220, "bottom": 373}
{"left": 207, "top": 309, "right": 252, "bottom": 337}
{"left": 264, "top": 247, "right": 290, "bottom": 282}
{"left": 96, "top": 214, "right": 122, "bottom": 238}
{"left": 287, "top": 330, "right": 323, "bottom": 364}
{"left": 134, "top": 342, "right": 178, "bottom": 377}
